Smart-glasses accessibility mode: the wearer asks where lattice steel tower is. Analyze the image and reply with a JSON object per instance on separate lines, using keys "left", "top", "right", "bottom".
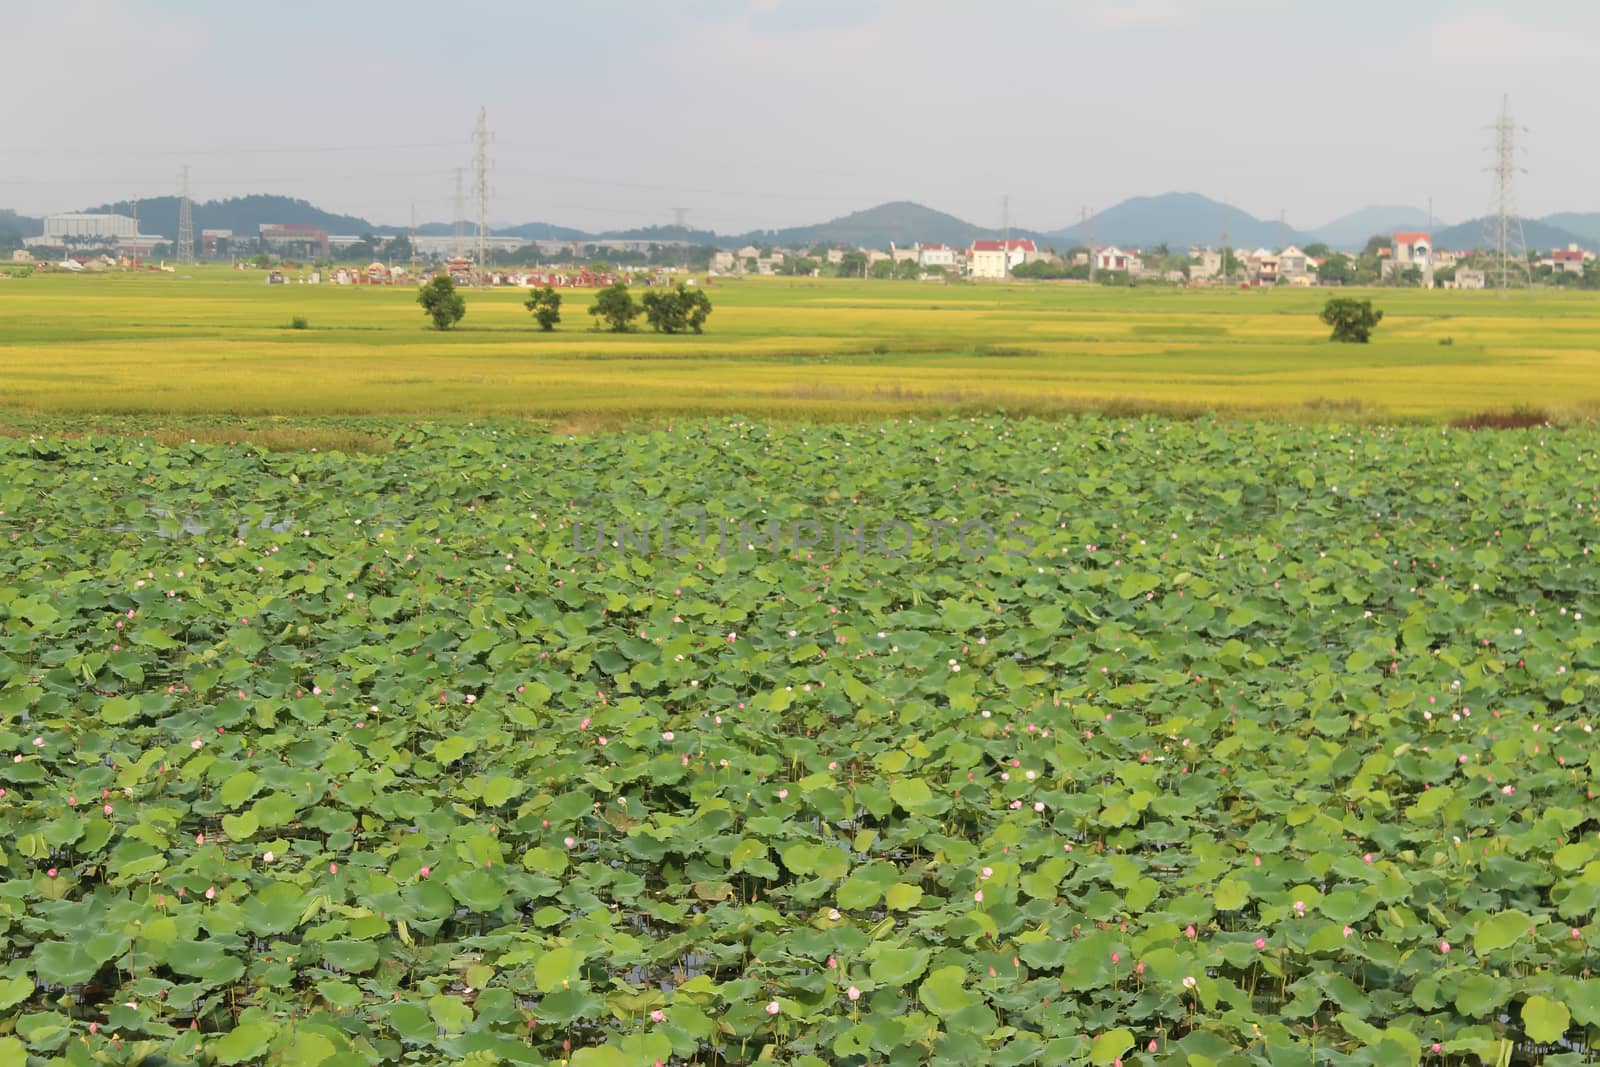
{"left": 474, "top": 107, "right": 490, "bottom": 287}
{"left": 177, "top": 165, "right": 194, "bottom": 263}
{"left": 1483, "top": 95, "right": 1529, "bottom": 289}
{"left": 453, "top": 169, "right": 466, "bottom": 260}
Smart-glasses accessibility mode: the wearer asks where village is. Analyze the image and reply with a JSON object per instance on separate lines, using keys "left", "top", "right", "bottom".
{"left": 12, "top": 212, "right": 1600, "bottom": 290}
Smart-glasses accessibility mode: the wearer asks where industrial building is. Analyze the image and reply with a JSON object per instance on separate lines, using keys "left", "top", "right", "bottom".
{"left": 44, "top": 213, "right": 137, "bottom": 241}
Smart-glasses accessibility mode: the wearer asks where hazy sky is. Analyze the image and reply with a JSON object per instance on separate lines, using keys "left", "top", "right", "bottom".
{"left": 5, "top": 1, "right": 1594, "bottom": 233}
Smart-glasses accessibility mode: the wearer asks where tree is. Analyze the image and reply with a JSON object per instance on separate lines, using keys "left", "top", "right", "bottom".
{"left": 893, "top": 258, "right": 921, "bottom": 281}
{"left": 1320, "top": 297, "right": 1383, "bottom": 343}
{"left": 641, "top": 282, "right": 712, "bottom": 334}
{"left": 589, "top": 281, "right": 642, "bottom": 332}
{"left": 837, "top": 250, "right": 868, "bottom": 278}
{"left": 870, "top": 259, "right": 894, "bottom": 279}
{"left": 525, "top": 285, "right": 562, "bottom": 331}
{"left": 1317, "top": 253, "right": 1355, "bottom": 286}
{"left": 1303, "top": 242, "right": 1331, "bottom": 259}
{"left": 417, "top": 274, "right": 466, "bottom": 330}
{"left": 1362, "top": 233, "right": 1392, "bottom": 257}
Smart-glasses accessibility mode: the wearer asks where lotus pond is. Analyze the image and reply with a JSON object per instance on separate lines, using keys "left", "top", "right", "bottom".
{"left": 1, "top": 417, "right": 1597, "bottom": 1066}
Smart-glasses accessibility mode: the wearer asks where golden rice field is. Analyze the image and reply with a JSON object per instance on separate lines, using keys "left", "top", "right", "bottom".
{"left": 1, "top": 266, "right": 1598, "bottom": 438}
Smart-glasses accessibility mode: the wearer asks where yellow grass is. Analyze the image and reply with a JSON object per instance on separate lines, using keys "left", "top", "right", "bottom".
{"left": 1, "top": 267, "right": 1598, "bottom": 431}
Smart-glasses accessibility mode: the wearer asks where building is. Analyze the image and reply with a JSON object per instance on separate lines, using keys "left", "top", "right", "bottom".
{"left": 917, "top": 243, "right": 956, "bottom": 269}
{"left": 1093, "top": 246, "right": 1140, "bottom": 273}
{"left": 969, "top": 238, "right": 1037, "bottom": 279}
{"left": 1191, "top": 250, "right": 1222, "bottom": 278}
{"left": 1454, "top": 268, "right": 1486, "bottom": 290}
{"left": 1393, "top": 231, "right": 1431, "bottom": 265}
{"left": 709, "top": 250, "right": 735, "bottom": 272}
{"left": 45, "top": 213, "right": 137, "bottom": 242}
{"left": 1277, "top": 245, "right": 1310, "bottom": 279}
{"left": 1549, "top": 246, "right": 1591, "bottom": 275}
{"left": 201, "top": 229, "right": 233, "bottom": 256}
{"left": 889, "top": 244, "right": 919, "bottom": 264}
{"left": 260, "top": 223, "right": 330, "bottom": 259}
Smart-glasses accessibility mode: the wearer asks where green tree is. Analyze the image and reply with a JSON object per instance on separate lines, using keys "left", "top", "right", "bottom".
{"left": 1320, "top": 297, "right": 1383, "bottom": 343}
{"left": 1317, "top": 253, "right": 1355, "bottom": 286}
{"left": 1303, "top": 242, "right": 1331, "bottom": 259}
{"left": 525, "top": 285, "right": 562, "bottom": 331}
{"left": 641, "top": 283, "right": 712, "bottom": 334}
{"left": 837, "top": 250, "right": 868, "bottom": 277}
{"left": 589, "top": 281, "right": 641, "bottom": 332}
{"left": 417, "top": 274, "right": 466, "bottom": 330}
{"left": 870, "top": 259, "right": 894, "bottom": 279}
{"left": 893, "top": 258, "right": 921, "bottom": 280}
{"left": 1362, "top": 233, "right": 1393, "bottom": 257}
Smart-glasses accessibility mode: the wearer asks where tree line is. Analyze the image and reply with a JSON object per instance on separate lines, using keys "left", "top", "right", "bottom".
{"left": 415, "top": 276, "right": 711, "bottom": 334}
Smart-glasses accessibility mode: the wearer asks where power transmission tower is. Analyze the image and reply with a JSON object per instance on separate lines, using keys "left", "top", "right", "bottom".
{"left": 1220, "top": 207, "right": 1229, "bottom": 284}
{"left": 1277, "top": 209, "right": 1286, "bottom": 253}
{"left": 453, "top": 169, "right": 466, "bottom": 260}
{"left": 475, "top": 106, "right": 490, "bottom": 287}
{"left": 673, "top": 207, "right": 688, "bottom": 272}
{"left": 131, "top": 197, "right": 140, "bottom": 269}
{"left": 1482, "top": 94, "right": 1529, "bottom": 290}
{"left": 177, "top": 165, "right": 194, "bottom": 263}
{"left": 1085, "top": 206, "right": 1096, "bottom": 284}
{"left": 1000, "top": 194, "right": 1012, "bottom": 278}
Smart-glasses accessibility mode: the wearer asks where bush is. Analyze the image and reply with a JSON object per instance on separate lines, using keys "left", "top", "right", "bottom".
{"left": 290, "top": 316, "right": 310, "bottom": 330}
{"left": 1320, "top": 297, "right": 1383, "bottom": 343}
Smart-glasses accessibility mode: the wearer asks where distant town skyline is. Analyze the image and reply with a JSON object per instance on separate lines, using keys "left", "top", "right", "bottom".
{"left": 5, "top": 1, "right": 1595, "bottom": 232}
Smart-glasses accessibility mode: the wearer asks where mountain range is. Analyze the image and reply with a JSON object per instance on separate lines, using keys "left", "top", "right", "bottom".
{"left": 6, "top": 192, "right": 1598, "bottom": 254}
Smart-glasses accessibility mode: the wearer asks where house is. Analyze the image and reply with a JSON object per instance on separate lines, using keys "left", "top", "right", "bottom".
{"left": 1093, "top": 245, "right": 1139, "bottom": 273}
{"left": 1191, "top": 250, "right": 1222, "bottom": 278}
{"left": 825, "top": 248, "right": 845, "bottom": 265}
{"left": 1454, "top": 268, "right": 1486, "bottom": 290}
{"left": 1393, "top": 231, "right": 1431, "bottom": 265}
{"left": 735, "top": 245, "right": 761, "bottom": 268}
{"left": 9, "top": 249, "right": 30, "bottom": 263}
{"left": 709, "top": 250, "right": 735, "bottom": 272}
{"left": 969, "top": 238, "right": 1037, "bottom": 279}
{"left": 1549, "top": 247, "right": 1590, "bottom": 275}
{"left": 1277, "top": 245, "right": 1310, "bottom": 279}
{"left": 918, "top": 243, "right": 956, "bottom": 269}
{"left": 890, "top": 244, "right": 919, "bottom": 264}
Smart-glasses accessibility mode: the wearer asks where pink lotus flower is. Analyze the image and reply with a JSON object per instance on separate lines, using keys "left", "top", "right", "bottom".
{"left": 205, "top": 886, "right": 216, "bottom": 900}
{"left": 973, "top": 890, "right": 984, "bottom": 902}
{"left": 1438, "top": 940, "right": 1450, "bottom": 953}
{"left": 1254, "top": 937, "right": 1266, "bottom": 950}
{"left": 847, "top": 985, "right": 861, "bottom": 1001}
{"left": 650, "top": 1009, "right": 666, "bottom": 1022}
{"left": 1185, "top": 924, "right": 1196, "bottom": 938}
{"left": 764, "top": 1000, "right": 779, "bottom": 1015}
{"left": 419, "top": 866, "right": 431, "bottom": 878}
{"left": 46, "top": 868, "right": 58, "bottom": 878}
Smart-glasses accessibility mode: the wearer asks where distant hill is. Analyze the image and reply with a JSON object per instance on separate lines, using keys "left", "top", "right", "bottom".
{"left": 1538, "top": 212, "right": 1600, "bottom": 247}
{"left": 1045, "top": 192, "right": 1306, "bottom": 251}
{"left": 737, "top": 201, "right": 1002, "bottom": 251}
{"left": 81, "top": 194, "right": 374, "bottom": 238}
{"left": 496, "top": 221, "right": 603, "bottom": 242}
{"left": 1433, "top": 216, "right": 1590, "bottom": 253}
{"left": 1308, "top": 205, "right": 1437, "bottom": 251}
{"left": 0, "top": 209, "right": 40, "bottom": 250}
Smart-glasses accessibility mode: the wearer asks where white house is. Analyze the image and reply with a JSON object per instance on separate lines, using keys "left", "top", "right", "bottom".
{"left": 1094, "top": 246, "right": 1141, "bottom": 273}
{"left": 917, "top": 243, "right": 956, "bottom": 269}
{"left": 968, "top": 238, "right": 1037, "bottom": 279}
{"left": 1277, "top": 245, "right": 1310, "bottom": 278}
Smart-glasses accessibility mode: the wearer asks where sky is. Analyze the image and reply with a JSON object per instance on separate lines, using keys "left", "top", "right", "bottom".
{"left": 4, "top": 0, "right": 1596, "bottom": 234}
